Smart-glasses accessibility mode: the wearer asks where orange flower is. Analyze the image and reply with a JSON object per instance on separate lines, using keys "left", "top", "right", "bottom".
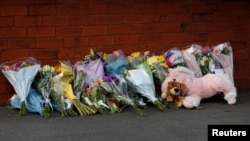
{"left": 54, "top": 64, "right": 61, "bottom": 73}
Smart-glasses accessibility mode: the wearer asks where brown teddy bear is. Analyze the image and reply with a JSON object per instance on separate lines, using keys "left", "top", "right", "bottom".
{"left": 161, "top": 79, "right": 186, "bottom": 108}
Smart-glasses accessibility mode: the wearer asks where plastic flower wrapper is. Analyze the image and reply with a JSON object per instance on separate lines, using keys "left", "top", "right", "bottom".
{"left": 125, "top": 68, "right": 166, "bottom": 111}
{"left": 164, "top": 48, "right": 185, "bottom": 68}
{"left": 212, "top": 42, "right": 234, "bottom": 84}
{"left": 104, "top": 49, "right": 129, "bottom": 75}
{"left": 102, "top": 74, "right": 146, "bottom": 116}
{"left": 73, "top": 61, "right": 86, "bottom": 99}
{"left": 193, "top": 46, "right": 216, "bottom": 76}
{"left": 51, "top": 74, "right": 77, "bottom": 117}
{"left": 83, "top": 80, "right": 110, "bottom": 114}
{"left": 82, "top": 59, "right": 105, "bottom": 87}
{"left": 10, "top": 88, "right": 43, "bottom": 116}
{"left": 147, "top": 55, "right": 169, "bottom": 86}
{"left": 59, "top": 61, "right": 96, "bottom": 116}
{"left": 127, "top": 51, "right": 154, "bottom": 82}
{"left": 33, "top": 65, "right": 56, "bottom": 118}
{"left": 182, "top": 44, "right": 203, "bottom": 77}
{"left": 0, "top": 57, "right": 40, "bottom": 116}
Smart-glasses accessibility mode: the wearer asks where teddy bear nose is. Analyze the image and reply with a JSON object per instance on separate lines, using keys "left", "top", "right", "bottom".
{"left": 174, "top": 87, "right": 180, "bottom": 93}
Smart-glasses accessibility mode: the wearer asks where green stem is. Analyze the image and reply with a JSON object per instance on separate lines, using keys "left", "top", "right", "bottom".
{"left": 132, "top": 105, "right": 146, "bottom": 116}
{"left": 19, "top": 101, "right": 27, "bottom": 116}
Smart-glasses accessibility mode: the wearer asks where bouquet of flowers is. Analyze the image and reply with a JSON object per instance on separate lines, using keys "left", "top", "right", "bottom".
{"left": 0, "top": 57, "right": 40, "bottom": 116}
{"left": 33, "top": 65, "right": 55, "bottom": 118}
{"left": 212, "top": 42, "right": 234, "bottom": 84}
{"left": 84, "top": 80, "right": 110, "bottom": 114}
{"left": 195, "top": 46, "right": 215, "bottom": 75}
{"left": 147, "top": 55, "right": 169, "bottom": 86}
{"left": 104, "top": 49, "right": 129, "bottom": 75}
{"left": 51, "top": 74, "right": 76, "bottom": 117}
{"left": 182, "top": 44, "right": 203, "bottom": 77}
{"left": 164, "top": 48, "right": 185, "bottom": 68}
{"left": 125, "top": 68, "right": 166, "bottom": 111}
{"left": 82, "top": 59, "right": 105, "bottom": 88}
{"left": 102, "top": 74, "right": 146, "bottom": 116}
{"left": 59, "top": 61, "right": 96, "bottom": 116}
{"left": 10, "top": 88, "right": 44, "bottom": 116}
{"left": 127, "top": 52, "right": 166, "bottom": 110}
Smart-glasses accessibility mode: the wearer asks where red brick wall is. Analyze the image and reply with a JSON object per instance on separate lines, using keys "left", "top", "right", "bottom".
{"left": 0, "top": 0, "right": 249, "bottom": 105}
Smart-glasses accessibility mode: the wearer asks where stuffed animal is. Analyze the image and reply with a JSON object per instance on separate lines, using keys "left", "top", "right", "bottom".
{"left": 161, "top": 66, "right": 237, "bottom": 109}
{"left": 161, "top": 79, "right": 186, "bottom": 107}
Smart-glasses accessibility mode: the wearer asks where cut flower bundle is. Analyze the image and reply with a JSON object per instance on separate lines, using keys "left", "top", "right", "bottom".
{"left": 0, "top": 42, "right": 234, "bottom": 118}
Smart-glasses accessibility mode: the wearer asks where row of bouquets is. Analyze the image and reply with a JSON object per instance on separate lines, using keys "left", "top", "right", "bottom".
{"left": 0, "top": 42, "right": 234, "bottom": 118}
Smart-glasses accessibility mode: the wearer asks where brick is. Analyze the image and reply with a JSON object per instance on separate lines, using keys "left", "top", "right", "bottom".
{"left": 108, "top": 25, "right": 134, "bottom": 34}
{"left": 133, "top": 24, "right": 155, "bottom": 34}
{"left": 0, "top": 17, "right": 13, "bottom": 27}
{"left": 95, "top": 15, "right": 121, "bottom": 25}
{"left": 84, "top": 4, "right": 108, "bottom": 15}
{"left": 121, "top": 14, "right": 156, "bottom": 24}
{"left": 43, "top": 16, "right": 69, "bottom": 26}
{"left": 0, "top": 6, "right": 28, "bottom": 16}
{"left": 0, "top": 94, "right": 12, "bottom": 106}
{"left": 0, "top": 73, "right": 7, "bottom": 83}
{"left": 70, "top": 16, "right": 96, "bottom": 26}
{"left": 185, "top": 33, "right": 208, "bottom": 42}
{"left": 229, "top": 32, "right": 248, "bottom": 41}
{"left": 82, "top": 26, "right": 108, "bottom": 36}
{"left": 167, "top": 13, "right": 192, "bottom": 23}
{"left": 213, "top": 12, "right": 250, "bottom": 22}
{"left": 89, "top": 36, "right": 114, "bottom": 46}
{"left": 156, "top": 23, "right": 180, "bottom": 33}
{"left": 234, "top": 79, "right": 250, "bottom": 89}
{"left": 230, "top": 41, "right": 247, "bottom": 50}
{"left": 56, "top": 5, "right": 83, "bottom": 15}
{"left": 1, "top": 49, "right": 29, "bottom": 60}
{"left": 7, "top": 38, "right": 36, "bottom": 49}
{"left": 208, "top": 32, "right": 229, "bottom": 42}
{"left": 29, "top": 5, "right": 56, "bottom": 15}
{"left": 160, "top": 33, "right": 186, "bottom": 43}
{"left": 28, "top": 27, "right": 55, "bottom": 37}
{"left": 64, "top": 37, "right": 89, "bottom": 47}
{"left": 140, "top": 34, "right": 161, "bottom": 43}
{"left": 158, "top": 3, "right": 181, "bottom": 13}
{"left": 0, "top": 28, "right": 26, "bottom": 38}
{"left": 133, "top": 3, "right": 158, "bottom": 13}
{"left": 233, "top": 50, "right": 249, "bottom": 61}
{"left": 181, "top": 2, "right": 214, "bottom": 13}
{"left": 14, "top": 16, "right": 42, "bottom": 26}
{"left": 224, "top": 2, "right": 248, "bottom": 12}
{"left": 115, "top": 35, "right": 139, "bottom": 44}
{"left": 192, "top": 12, "right": 214, "bottom": 22}
{"left": 9, "top": 0, "right": 40, "bottom": 5}
{"left": 234, "top": 70, "right": 250, "bottom": 80}
{"left": 180, "top": 23, "right": 210, "bottom": 32}
{"left": 36, "top": 38, "right": 63, "bottom": 48}
{"left": 60, "top": 0, "right": 92, "bottom": 4}
{"left": 109, "top": 4, "right": 133, "bottom": 14}
{"left": 56, "top": 27, "right": 82, "bottom": 37}
{"left": 30, "top": 49, "right": 58, "bottom": 60}
{"left": 0, "top": 40, "right": 6, "bottom": 49}
{"left": 58, "top": 48, "right": 77, "bottom": 60}
{"left": 121, "top": 44, "right": 148, "bottom": 54}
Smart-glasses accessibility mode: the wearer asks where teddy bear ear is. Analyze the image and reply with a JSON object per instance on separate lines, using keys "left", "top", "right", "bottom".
{"left": 180, "top": 83, "right": 187, "bottom": 90}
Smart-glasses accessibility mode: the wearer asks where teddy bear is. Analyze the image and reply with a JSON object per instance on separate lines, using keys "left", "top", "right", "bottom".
{"left": 161, "top": 79, "right": 186, "bottom": 108}
{"left": 161, "top": 66, "right": 237, "bottom": 109}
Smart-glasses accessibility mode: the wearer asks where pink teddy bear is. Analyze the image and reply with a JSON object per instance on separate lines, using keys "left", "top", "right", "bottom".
{"left": 161, "top": 66, "right": 237, "bottom": 108}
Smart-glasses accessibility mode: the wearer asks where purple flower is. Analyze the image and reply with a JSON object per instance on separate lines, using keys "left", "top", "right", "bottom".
{"left": 103, "top": 74, "right": 119, "bottom": 84}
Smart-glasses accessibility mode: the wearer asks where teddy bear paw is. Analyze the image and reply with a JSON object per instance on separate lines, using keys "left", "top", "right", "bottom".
{"left": 183, "top": 97, "right": 198, "bottom": 109}
{"left": 227, "top": 97, "right": 236, "bottom": 105}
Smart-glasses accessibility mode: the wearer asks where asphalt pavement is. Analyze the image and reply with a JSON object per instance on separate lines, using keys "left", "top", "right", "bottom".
{"left": 0, "top": 89, "right": 249, "bottom": 141}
